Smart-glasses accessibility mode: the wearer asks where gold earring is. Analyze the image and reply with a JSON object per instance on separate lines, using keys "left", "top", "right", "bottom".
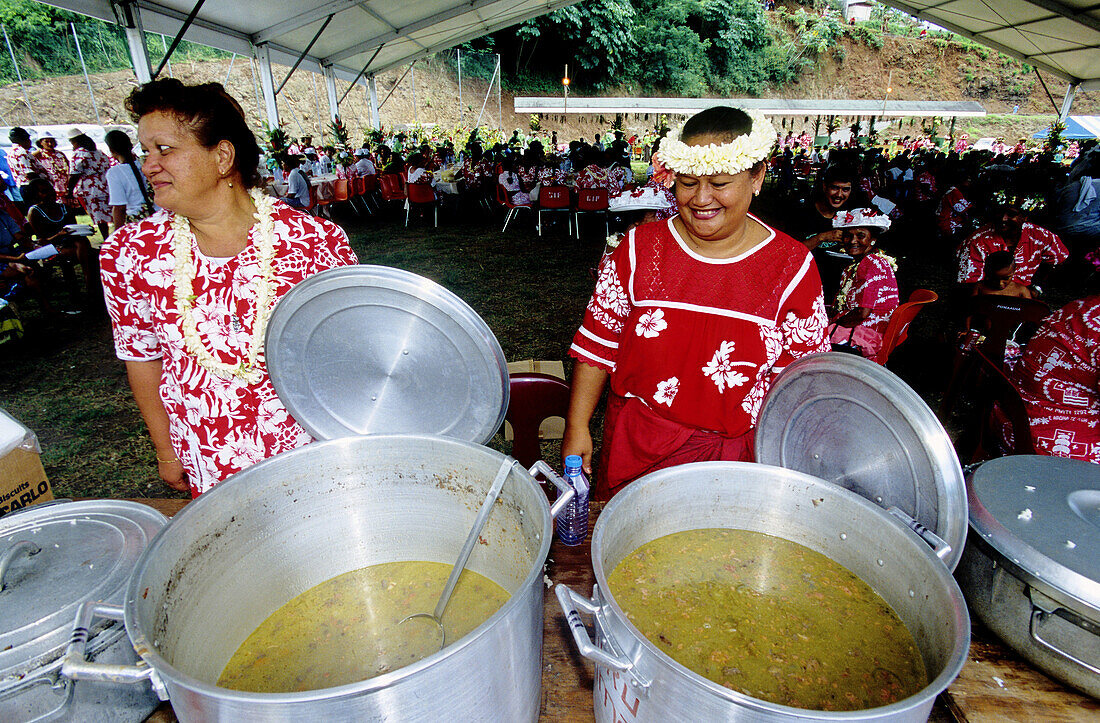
{"left": 227, "top": 179, "right": 233, "bottom": 188}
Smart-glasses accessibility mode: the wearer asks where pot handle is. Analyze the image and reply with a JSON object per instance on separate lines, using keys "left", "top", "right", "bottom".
{"left": 1029, "top": 592, "right": 1100, "bottom": 676}
{"left": 0, "top": 539, "right": 40, "bottom": 591}
{"left": 61, "top": 601, "right": 170, "bottom": 701}
{"left": 528, "top": 459, "right": 575, "bottom": 519}
{"left": 555, "top": 583, "right": 651, "bottom": 694}
{"left": 887, "top": 506, "right": 952, "bottom": 561}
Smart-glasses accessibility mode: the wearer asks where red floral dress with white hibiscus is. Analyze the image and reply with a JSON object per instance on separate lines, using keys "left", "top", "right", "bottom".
{"left": 35, "top": 149, "right": 71, "bottom": 202}
{"left": 71, "top": 147, "right": 114, "bottom": 224}
{"left": 830, "top": 252, "right": 899, "bottom": 359}
{"left": 957, "top": 222, "right": 1068, "bottom": 286}
{"left": 1001, "top": 296, "right": 1100, "bottom": 463}
{"left": 99, "top": 201, "right": 359, "bottom": 496}
{"left": 935, "top": 186, "right": 972, "bottom": 238}
{"left": 575, "top": 164, "right": 611, "bottom": 190}
{"left": 6, "top": 144, "right": 46, "bottom": 186}
{"left": 570, "top": 217, "right": 829, "bottom": 496}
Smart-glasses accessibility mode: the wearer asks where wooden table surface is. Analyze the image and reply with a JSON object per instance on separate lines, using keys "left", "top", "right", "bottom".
{"left": 128, "top": 498, "right": 1097, "bottom": 722}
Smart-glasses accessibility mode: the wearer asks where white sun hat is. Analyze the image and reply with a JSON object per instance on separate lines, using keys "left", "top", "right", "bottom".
{"left": 832, "top": 207, "right": 892, "bottom": 231}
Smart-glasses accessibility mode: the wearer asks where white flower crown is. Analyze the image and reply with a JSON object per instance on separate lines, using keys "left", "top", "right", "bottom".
{"left": 656, "top": 109, "right": 776, "bottom": 177}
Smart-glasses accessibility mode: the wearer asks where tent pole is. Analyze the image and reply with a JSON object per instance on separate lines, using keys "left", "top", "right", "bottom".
{"left": 323, "top": 65, "right": 339, "bottom": 123}
{"left": 71, "top": 22, "right": 101, "bottom": 125}
{"left": 368, "top": 74, "right": 380, "bottom": 130}
{"left": 1059, "top": 83, "right": 1078, "bottom": 123}
{"left": 117, "top": 0, "right": 152, "bottom": 84}
{"left": 1, "top": 24, "right": 34, "bottom": 125}
{"left": 312, "top": 72, "right": 323, "bottom": 141}
{"left": 496, "top": 53, "right": 502, "bottom": 134}
{"left": 255, "top": 43, "right": 280, "bottom": 129}
{"left": 152, "top": 0, "right": 205, "bottom": 79}
{"left": 411, "top": 62, "right": 418, "bottom": 124}
{"left": 222, "top": 52, "right": 236, "bottom": 85}
{"left": 457, "top": 48, "right": 462, "bottom": 125}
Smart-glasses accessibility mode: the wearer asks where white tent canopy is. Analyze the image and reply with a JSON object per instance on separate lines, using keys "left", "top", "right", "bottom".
{"left": 880, "top": 0, "right": 1100, "bottom": 99}
{"left": 42, "top": 0, "right": 585, "bottom": 128}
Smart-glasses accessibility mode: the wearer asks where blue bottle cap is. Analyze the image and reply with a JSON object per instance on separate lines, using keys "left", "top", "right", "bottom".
{"left": 564, "top": 454, "right": 583, "bottom": 469}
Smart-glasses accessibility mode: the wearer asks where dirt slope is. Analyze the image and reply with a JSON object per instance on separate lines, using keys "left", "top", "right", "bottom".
{"left": 0, "top": 35, "right": 1094, "bottom": 144}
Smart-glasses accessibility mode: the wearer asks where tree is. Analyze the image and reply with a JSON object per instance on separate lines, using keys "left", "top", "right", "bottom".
{"left": 505, "top": 0, "right": 636, "bottom": 87}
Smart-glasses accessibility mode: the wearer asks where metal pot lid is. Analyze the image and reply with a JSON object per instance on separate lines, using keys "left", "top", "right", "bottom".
{"left": 755, "top": 352, "right": 968, "bottom": 570}
{"left": 968, "top": 455, "right": 1100, "bottom": 609}
{"left": 265, "top": 265, "right": 509, "bottom": 444}
{"left": 0, "top": 500, "right": 167, "bottom": 683}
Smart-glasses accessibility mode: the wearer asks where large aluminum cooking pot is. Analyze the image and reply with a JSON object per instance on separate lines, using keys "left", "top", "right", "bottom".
{"left": 956, "top": 455, "right": 1100, "bottom": 698}
{"left": 61, "top": 434, "right": 572, "bottom": 722}
{"left": 1, "top": 500, "right": 166, "bottom": 722}
{"left": 557, "top": 462, "right": 970, "bottom": 722}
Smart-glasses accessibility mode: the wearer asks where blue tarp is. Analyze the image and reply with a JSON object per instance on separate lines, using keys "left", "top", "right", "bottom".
{"left": 1033, "top": 116, "right": 1100, "bottom": 140}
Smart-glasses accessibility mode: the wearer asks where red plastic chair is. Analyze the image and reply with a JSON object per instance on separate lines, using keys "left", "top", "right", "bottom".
{"left": 305, "top": 183, "right": 321, "bottom": 217}
{"left": 378, "top": 174, "right": 407, "bottom": 212}
{"left": 537, "top": 186, "right": 572, "bottom": 237}
{"left": 574, "top": 188, "right": 609, "bottom": 239}
{"left": 361, "top": 174, "right": 380, "bottom": 212}
{"left": 505, "top": 372, "right": 570, "bottom": 470}
{"left": 330, "top": 178, "right": 359, "bottom": 217}
{"left": 406, "top": 182, "right": 439, "bottom": 227}
{"left": 874, "top": 289, "right": 938, "bottom": 365}
{"left": 350, "top": 175, "right": 372, "bottom": 215}
{"left": 497, "top": 184, "right": 532, "bottom": 233}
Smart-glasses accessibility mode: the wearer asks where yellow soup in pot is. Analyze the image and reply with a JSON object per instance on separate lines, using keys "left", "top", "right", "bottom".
{"left": 218, "top": 561, "right": 511, "bottom": 693}
{"left": 606, "top": 528, "right": 927, "bottom": 711}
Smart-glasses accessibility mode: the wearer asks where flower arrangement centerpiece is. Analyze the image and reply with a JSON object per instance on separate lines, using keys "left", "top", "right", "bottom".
{"left": 264, "top": 124, "right": 289, "bottom": 154}
{"left": 365, "top": 126, "right": 385, "bottom": 146}
{"left": 329, "top": 115, "right": 350, "bottom": 148}
{"left": 333, "top": 148, "right": 354, "bottom": 168}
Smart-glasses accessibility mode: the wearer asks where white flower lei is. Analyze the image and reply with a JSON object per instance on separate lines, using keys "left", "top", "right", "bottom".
{"left": 171, "top": 188, "right": 278, "bottom": 385}
{"left": 656, "top": 109, "right": 776, "bottom": 176}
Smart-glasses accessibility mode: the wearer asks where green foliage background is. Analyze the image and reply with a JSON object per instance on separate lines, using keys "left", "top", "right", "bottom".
{"left": 0, "top": 0, "right": 226, "bottom": 84}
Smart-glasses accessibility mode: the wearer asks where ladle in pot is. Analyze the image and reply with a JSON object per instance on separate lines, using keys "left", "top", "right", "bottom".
{"left": 399, "top": 457, "right": 519, "bottom": 651}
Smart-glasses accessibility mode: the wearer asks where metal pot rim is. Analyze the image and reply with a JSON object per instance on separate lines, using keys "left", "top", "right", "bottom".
{"left": 591, "top": 460, "right": 970, "bottom": 716}
{"left": 122, "top": 434, "right": 553, "bottom": 701}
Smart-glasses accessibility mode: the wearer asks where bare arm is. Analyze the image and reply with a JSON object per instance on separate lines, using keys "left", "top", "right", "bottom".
{"left": 125, "top": 359, "right": 188, "bottom": 492}
{"left": 111, "top": 205, "right": 126, "bottom": 232}
{"left": 802, "top": 228, "right": 843, "bottom": 251}
{"left": 562, "top": 361, "right": 610, "bottom": 475}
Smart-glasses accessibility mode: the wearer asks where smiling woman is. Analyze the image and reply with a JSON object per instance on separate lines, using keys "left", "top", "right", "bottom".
{"left": 97, "top": 79, "right": 359, "bottom": 498}
{"left": 564, "top": 106, "right": 830, "bottom": 500}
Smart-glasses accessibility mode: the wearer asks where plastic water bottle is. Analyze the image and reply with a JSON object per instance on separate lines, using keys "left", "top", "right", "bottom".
{"left": 557, "top": 455, "right": 590, "bottom": 546}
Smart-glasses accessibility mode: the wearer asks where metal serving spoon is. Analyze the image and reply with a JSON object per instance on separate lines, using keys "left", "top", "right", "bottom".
{"left": 399, "top": 457, "right": 518, "bottom": 651}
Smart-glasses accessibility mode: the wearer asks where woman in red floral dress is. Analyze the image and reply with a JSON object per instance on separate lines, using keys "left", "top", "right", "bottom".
{"left": 1002, "top": 295, "right": 1100, "bottom": 463}
{"left": 100, "top": 79, "right": 358, "bottom": 497}
{"left": 67, "top": 131, "right": 113, "bottom": 239}
{"left": 565, "top": 106, "right": 829, "bottom": 499}
{"left": 828, "top": 208, "right": 899, "bottom": 360}
{"left": 32, "top": 133, "right": 72, "bottom": 209}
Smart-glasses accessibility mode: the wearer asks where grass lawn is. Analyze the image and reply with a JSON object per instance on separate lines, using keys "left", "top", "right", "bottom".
{"left": 0, "top": 192, "right": 1085, "bottom": 500}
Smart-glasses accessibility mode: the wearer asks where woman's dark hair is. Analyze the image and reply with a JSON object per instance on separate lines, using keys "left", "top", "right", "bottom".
{"left": 70, "top": 134, "right": 97, "bottom": 152}
{"left": 104, "top": 129, "right": 135, "bottom": 160}
{"left": 125, "top": 78, "right": 262, "bottom": 188}
{"left": 680, "top": 106, "right": 753, "bottom": 144}
{"left": 680, "top": 106, "right": 764, "bottom": 174}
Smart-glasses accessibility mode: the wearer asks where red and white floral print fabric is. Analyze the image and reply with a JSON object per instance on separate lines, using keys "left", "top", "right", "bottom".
{"left": 957, "top": 221, "right": 1068, "bottom": 286}
{"left": 6, "top": 144, "right": 45, "bottom": 187}
{"left": 1006, "top": 296, "right": 1100, "bottom": 463}
{"left": 71, "top": 147, "right": 114, "bottom": 224}
{"left": 570, "top": 216, "right": 829, "bottom": 438}
{"left": 100, "top": 200, "right": 358, "bottom": 495}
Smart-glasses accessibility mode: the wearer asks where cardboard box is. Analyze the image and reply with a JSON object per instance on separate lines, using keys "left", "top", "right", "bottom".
{"left": 504, "top": 360, "right": 566, "bottom": 442}
{"left": 0, "top": 409, "right": 52, "bottom": 517}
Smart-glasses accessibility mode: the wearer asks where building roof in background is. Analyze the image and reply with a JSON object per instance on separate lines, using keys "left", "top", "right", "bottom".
{"left": 515, "top": 97, "right": 988, "bottom": 117}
